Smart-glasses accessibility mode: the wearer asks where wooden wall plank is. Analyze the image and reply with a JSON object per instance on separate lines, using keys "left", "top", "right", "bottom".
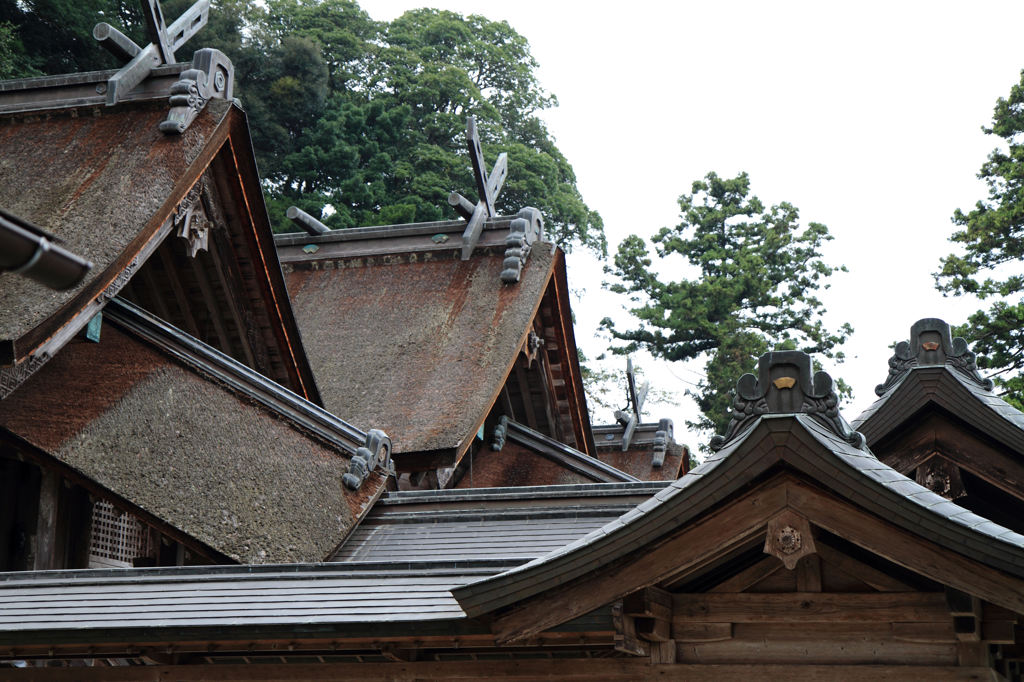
{"left": 673, "top": 593, "right": 949, "bottom": 623}
{"left": 0, "top": 661, "right": 998, "bottom": 681}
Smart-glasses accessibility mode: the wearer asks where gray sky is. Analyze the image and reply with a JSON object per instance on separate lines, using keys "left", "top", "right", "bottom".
{"left": 370, "top": 1, "right": 1024, "bottom": 442}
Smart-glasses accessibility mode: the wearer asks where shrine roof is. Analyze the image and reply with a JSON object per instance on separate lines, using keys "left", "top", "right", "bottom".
{"left": 280, "top": 240, "right": 559, "bottom": 457}
{"left": 453, "top": 352, "right": 1024, "bottom": 619}
{"left": 0, "top": 563, "right": 487, "bottom": 640}
{"left": 333, "top": 481, "right": 664, "bottom": 564}
{"left": 0, "top": 301, "right": 388, "bottom": 564}
{"left": 0, "top": 97, "right": 232, "bottom": 365}
{"left": 592, "top": 421, "right": 688, "bottom": 481}
{"left": 853, "top": 318, "right": 1024, "bottom": 453}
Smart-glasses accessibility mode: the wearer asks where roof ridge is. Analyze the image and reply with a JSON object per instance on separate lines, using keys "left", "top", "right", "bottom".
{"left": 875, "top": 317, "right": 993, "bottom": 396}
{"left": 710, "top": 350, "right": 865, "bottom": 452}
{"left": 105, "top": 297, "right": 389, "bottom": 473}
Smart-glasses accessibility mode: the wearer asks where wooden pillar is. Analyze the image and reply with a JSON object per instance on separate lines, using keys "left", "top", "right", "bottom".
{"left": 32, "top": 468, "right": 60, "bottom": 570}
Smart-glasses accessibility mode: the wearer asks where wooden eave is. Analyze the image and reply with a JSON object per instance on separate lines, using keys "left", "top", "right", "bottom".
{"left": 452, "top": 414, "right": 1024, "bottom": 638}
{"left": 500, "top": 419, "right": 637, "bottom": 483}
{"left": 548, "top": 248, "right": 595, "bottom": 455}
{"left": 218, "top": 110, "right": 322, "bottom": 404}
{"left": 854, "top": 366, "right": 1024, "bottom": 458}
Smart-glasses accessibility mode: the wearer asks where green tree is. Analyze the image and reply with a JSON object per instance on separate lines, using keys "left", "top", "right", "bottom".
{"left": 3, "top": 0, "right": 603, "bottom": 253}
{"left": 936, "top": 70, "right": 1024, "bottom": 410}
{"left": 236, "top": 3, "right": 604, "bottom": 251}
{"left": 603, "top": 171, "right": 852, "bottom": 437}
{"left": 0, "top": 0, "right": 142, "bottom": 76}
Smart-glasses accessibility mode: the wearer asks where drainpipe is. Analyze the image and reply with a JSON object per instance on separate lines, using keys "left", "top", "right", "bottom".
{"left": 0, "top": 209, "right": 92, "bottom": 290}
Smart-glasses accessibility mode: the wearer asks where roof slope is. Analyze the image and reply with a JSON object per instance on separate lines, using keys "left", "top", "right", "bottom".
{"left": 284, "top": 245, "right": 556, "bottom": 455}
{"left": 855, "top": 363, "right": 1024, "bottom": 456}
{"left": 454, "top": 351, "right": 1024, "bottom": 628}
{"left": 0, "top": 563, "right": 480, "bottom": 639}
{"left": 0, "top": 318, "right": 384, "bottom": 563}
{"left": 334, "top": 482, "right": 664, "bottom": 563}
{"left": 0, "top": 99, "right": 229, "bottom": 363}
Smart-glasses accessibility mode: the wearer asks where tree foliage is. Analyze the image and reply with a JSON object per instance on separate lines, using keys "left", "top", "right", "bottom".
{"left": 935, "top": 69, "right": 1024, "bottom": 410}
{"left": 603, "top": 171, "right": 852, "bottom": 438}
{"left": 4, "top": 0, "right": 604, "bottom": 253}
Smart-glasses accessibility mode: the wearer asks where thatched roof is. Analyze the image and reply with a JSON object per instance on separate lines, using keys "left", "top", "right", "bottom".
{"left": 0, "top": 324, "right": 382, "bottom": 563}
{"left": 0, "top": 99, "right": 230, "bottom": 363}
{"left": 284, "top": 246, "right": 556, "bottom": 457}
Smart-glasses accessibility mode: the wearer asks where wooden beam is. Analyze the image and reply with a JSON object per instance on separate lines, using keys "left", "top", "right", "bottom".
{"left": 189, "top": 253, "right": 232, "bottom": 354}
{"left": 611, "top": 600, "right": 647, "bottom": 657}
{"left": 490, "top": 479, "right": 786, "bottom": 642}
{"left": 673, "top": 592, "right": 949, "bottom": 624}
{"left": 32, "top": 467, "right": 59, "bottom": 570}
{"left": 815, "top": 542, "right": 912, "bottom": 592}
{"left": 139, "top": 263, "right": 174, "bottom": 323}
{"left": 796, "top": 554, "right": 822, "bottom": 592}
{"left": 787, "top": 478, "right": 1024, "bottom": 615}
{"left": 207, "top": 236, "right": 257, "bottom": 370}
{"left": 710, "top": 557, "right": 782, "bottom": 593}
{"left": 534, "top": 334, "right": 563, "bottom": 441}
{"left": 956, "top": 641, "right": 989, "bottom": 667}
{"left": 675, "top": 621, "right": 961, "bottom": 666}
{"left": 1, "top": 662, "right": 1002, "bottom": 681}
{"left": 673, "top": 622, "right": 734, "bottom": 643}
{"left": 514, "top": 361, "right": 539, "bottom": 430}
{"left": 649, "top": 639, "right": 676, "bottom": 664}
{"left": 891, "top": 621, "right": 956, "bottom": 643}
{"left": 623, "top": 586, "right": 673, "bottom": 620}
{"left": 158, "top": 246, "right": 200, "bottom": 337}
{"left": 981, "top": 602, "right": 1020, "bottom": 644}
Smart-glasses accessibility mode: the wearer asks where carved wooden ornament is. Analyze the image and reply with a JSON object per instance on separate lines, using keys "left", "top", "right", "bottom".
{"left": 764, "top": 509, "right": 816, "bottom": 570}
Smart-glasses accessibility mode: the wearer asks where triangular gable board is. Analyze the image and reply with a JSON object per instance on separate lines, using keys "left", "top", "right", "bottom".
{"left": 454, "top": 352, "right": 1024, "bottom": 678}
{"left": 452, "top": 417, "right": 638, "bottom": 488}
{"left": 276, "top": 210, "right": 594, "bottom": 477}
{"left": 0, "top": 82, "right": 319, "bottom": 404}
{"left": 854, "top": 318, "right": 1024, "bottom": 534}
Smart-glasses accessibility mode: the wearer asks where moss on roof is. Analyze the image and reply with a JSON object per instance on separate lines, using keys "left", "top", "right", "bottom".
{"left": 0, "top": 99, "right": 230, "bottom": 349}
{"left": 284, "top": 247, "right": 555, "bottom": 455}
{"left": 0, "top": 326, "right": 370, "bottom": 563}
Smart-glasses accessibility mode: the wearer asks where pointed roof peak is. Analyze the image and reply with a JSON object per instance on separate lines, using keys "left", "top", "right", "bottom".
{"left": 875, "top": 317, "right": 993, "bottom": 397}
{"left": 710, "top": 350, "right": 864, "bottom": 452}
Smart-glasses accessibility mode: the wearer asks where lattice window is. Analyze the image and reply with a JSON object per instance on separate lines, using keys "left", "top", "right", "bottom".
{"left": 88, "top": 501, "right": 151, "bottom": 568}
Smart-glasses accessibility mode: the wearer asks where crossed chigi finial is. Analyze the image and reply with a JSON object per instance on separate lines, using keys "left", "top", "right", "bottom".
{"left": 447, "top": 117, "right": 509, "bottom": 260}
{"left": 93, "top": 0, "right": 210, "bottom": 105}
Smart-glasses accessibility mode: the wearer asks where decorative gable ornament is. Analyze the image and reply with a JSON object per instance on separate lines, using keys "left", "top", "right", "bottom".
{"left": 342, "top": 429, "right": 392, "bottom": 491}
{"left": 710, "top": 350, "right": 865, "bottom": 452}
{"left": 501, "top": 207, "right": 544, "bottom": 284}
{"left": 875, "top": 318, "right": 993, "bottom": 396}
{"left": 174, "top": 178, "right": 211, "bottom": 258}
{"left": 93, "top": 0, "right": 234, "bottom": 134}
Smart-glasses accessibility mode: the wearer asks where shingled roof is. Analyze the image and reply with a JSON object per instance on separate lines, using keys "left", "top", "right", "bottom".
{"left": 854, "top": 317, "right": 1024, "bottom": 454}
{"left": 333, "top": 482, "right": 663, "bottom": 563}
{"left": 0, "top": 97, "right": 224, "bottom": 363}
{"left": 453, "top": 351, "right": 1024, "bottom": 639}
